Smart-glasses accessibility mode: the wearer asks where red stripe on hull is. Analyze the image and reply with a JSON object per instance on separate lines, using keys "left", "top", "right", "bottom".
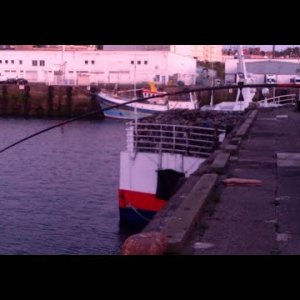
{"left": 119, "top": 189, "right": 167, "bottom": 212}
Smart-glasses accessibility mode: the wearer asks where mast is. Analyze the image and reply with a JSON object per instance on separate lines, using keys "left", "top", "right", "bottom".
{"left": 234, "top": 45, "right": 254, "bottom": 110}
{"left": 134, "top": 46, "right": 137, "bottom": 128}
{"left": 237, "top": 45, "right": 247, "bottom": 80}
{"left": 60, "top": 45, "right": 66, "bottom": 85}
{"left": 210, "top": 61, "right": 214, "bottom": 107}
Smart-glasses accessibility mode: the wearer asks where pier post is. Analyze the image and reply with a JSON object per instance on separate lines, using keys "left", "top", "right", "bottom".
{"left": 47, "top": 86, "right": 54, "bottom": 118}
{"left": 66, "top": 86, "right": 73, "bottom": 118}
{"left": 90, "top": 86, "right": 104, "bottom": 119}
{"left": 57, "top": 86, "right": 62, "bottom": 118}
{"left": 1, "top": 85, "right": 8, "bottom": 116}
{"left": 23, "top": 85, "right": 31, "bottom": 118}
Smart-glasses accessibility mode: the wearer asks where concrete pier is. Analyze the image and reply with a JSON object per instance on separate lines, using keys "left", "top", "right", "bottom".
{"left": 184, "top": 106, "right": 300, "bottom": 255}
{"left": 139, "top": 104, "right": 300, "bottom": 256}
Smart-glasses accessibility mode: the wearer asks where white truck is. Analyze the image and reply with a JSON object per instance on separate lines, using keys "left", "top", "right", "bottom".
{"left": 265, "top": 74, "right": 277, "bottom": 84}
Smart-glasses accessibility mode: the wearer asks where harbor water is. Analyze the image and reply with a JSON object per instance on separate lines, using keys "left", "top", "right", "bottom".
{"left": 0, "top": 118, "right": 126, "bottom": 254}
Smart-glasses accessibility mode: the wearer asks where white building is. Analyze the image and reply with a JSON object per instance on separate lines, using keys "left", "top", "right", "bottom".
{"left": 225, "top": 58, "right": 300, "bottom": 84}
{"left": 103, "top": 45, "right": 223, "bottom": 62}
{"left": 0, "top": 50, "right": 197, "bottom": 86}
{"left": 170, "top": 45, "right": 223, "bottom": 62}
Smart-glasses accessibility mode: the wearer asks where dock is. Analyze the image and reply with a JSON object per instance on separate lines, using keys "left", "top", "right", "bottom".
{"left": 129, "top": 105, "right": 300, "bottom": 255}
{"left": 185, "top": 106, "right": 300, "bottom": 255}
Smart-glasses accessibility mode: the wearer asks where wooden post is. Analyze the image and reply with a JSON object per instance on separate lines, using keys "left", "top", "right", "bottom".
{"left": 57, "top": 86, "right": 62, "bottom": 118}
{"left": 1, "top": 85, "right": 8, "bottom": 116}
{"left": 47, "top": 86, "right": 54, "bottom": 118}
{"left": 23, "top": 85, "right": 31, "bottom": 118}
{"left": 90, "top": 85, "right": 104, "bottom": 119}
{"left": 66, "top": 86, "right": 73, "bottom": 118}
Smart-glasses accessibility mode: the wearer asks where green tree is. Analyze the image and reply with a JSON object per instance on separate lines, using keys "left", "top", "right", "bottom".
{"left": 197, "top": 61, "right": 225, "bottom": 79}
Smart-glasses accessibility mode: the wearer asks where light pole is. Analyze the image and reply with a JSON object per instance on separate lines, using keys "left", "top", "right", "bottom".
{"left": 210, "top": 61, "right": 214, "bottom": 107}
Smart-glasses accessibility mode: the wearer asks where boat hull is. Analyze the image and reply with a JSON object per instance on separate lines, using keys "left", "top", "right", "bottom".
{"left": 118, "top": 149, "right": 206, "bottom": 227}
{"left": 119, "top": 208, "right": 157, "bottom": 227}
{"left": 119, "top": 188, "right": 167, "bottom": 227}
{"left": 97, "top": 93, "right": 167, "bottom": 120}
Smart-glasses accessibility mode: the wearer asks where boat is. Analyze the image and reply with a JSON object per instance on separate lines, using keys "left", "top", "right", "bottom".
{"left": 201, "top": 45, "right": 257, "bottom": 112}
{"left": 118, "top": 112, "right": 229, "bottom": 227}
{"left": 97, "top": 84, "right": 198, "bottom": 120}
{"left": 117, "top": 45, "right": 287, "bottom": 228}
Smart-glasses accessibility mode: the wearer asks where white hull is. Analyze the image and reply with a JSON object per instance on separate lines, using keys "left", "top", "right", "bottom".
{"left": 97, "top": 91, "right": 197, "bottom": 120}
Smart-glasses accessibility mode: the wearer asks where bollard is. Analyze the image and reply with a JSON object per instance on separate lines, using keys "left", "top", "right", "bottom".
{"left": 121, "top": 232, "right": 168, "bottom": 255}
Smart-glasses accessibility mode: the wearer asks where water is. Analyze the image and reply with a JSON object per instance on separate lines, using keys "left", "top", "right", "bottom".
{"left": 0, "top": 118, "right": 127, "bottom": 254}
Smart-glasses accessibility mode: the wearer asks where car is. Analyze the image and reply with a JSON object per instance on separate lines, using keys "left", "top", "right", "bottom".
{"left": 16, "top": 78, "right": 28, "bottom": 84}
{"left": 6, "top": 78, "right": 18, "bottom": 84}
{"left": 3, "top": 78, "right": 28, "bottom": 84}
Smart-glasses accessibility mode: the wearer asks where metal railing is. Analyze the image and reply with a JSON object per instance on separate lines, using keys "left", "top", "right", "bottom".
{"left": 258, "top": 94, "right": 296, "bottom": 107}
{"left": 126, "top": 122, "right": 226, "bottom": 158}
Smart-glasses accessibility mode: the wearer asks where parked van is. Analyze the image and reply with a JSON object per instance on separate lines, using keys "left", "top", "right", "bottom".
{"left": 290, "top": 77, "right": 300, "bottom": 84}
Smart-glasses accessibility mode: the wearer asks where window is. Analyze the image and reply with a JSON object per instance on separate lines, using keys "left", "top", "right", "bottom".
{"left": 91, "top": 60, "right": 95, "bottom": 64}
{"left": 137, "top": 61, "right": 141, "bottom": 64}
{"left": 154, "top": 75, "right": 160, "bottom": 82}
{"left": 85, "top": 60, "right": 88, "bottom": 64}
{"left": 11, "top": 60, "right": 14, "bottom": 64}
{"left": 0, "top": 60, "right": 2, "bottom": 64}
{"left": 5, "top": 60, "right": 8, "bottom": 64}
{"left": 131, "top": 61, "right": 134, "bottom": 64}
{"left": 19, "top": 60, "right": 23, "bottom": 65}
{"left": 32, "top": 60, "right": 38, "bottom": 66}
{"left": 40, "top": 60, "right": 45, "bottom": 66}
{"left": 69, "top": 71, "right": 74, "bottom": 73}
{"left": 144, "top": 61, "right": 148, "bottom": 65}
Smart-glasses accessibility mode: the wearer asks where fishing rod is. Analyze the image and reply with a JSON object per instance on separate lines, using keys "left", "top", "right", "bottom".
{"left": 0, "top": 83, "right": 299, "bottom": 154}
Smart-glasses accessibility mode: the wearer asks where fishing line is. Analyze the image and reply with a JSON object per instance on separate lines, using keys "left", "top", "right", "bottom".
{"left": 0, "top": 83, "right": 298, "bottom": 154}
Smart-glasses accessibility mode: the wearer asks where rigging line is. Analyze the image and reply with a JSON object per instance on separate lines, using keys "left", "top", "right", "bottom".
{"left": 127, "top": 203, "right": 151, "bottom": 222}
{"left": 0, "top": 83, "right": 299, "bottom": 154}
{"left": 0, "top": 108, "right": 102, "bottom": 154}
{"left": 0, "top": 91, "right": 169, "bottom": 154}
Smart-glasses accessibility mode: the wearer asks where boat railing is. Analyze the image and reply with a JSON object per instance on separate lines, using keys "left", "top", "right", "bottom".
{"left": 258, "top": 94, "right": 296, "bottom": 107}
{"left": 126, "top": 122, "right": 225, "bottom": 158}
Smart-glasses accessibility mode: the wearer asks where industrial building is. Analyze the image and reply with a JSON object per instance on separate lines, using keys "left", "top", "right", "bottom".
{"left": 0, "top": 49, "right": 197, "bottom": 86}
{"left": 225, "top": 58, "right": 300, "bottom": 84}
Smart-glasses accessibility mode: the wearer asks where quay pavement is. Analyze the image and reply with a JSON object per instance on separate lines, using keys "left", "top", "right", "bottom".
{"left": 185, "top": 106, "right": 300, "bottom": 255}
